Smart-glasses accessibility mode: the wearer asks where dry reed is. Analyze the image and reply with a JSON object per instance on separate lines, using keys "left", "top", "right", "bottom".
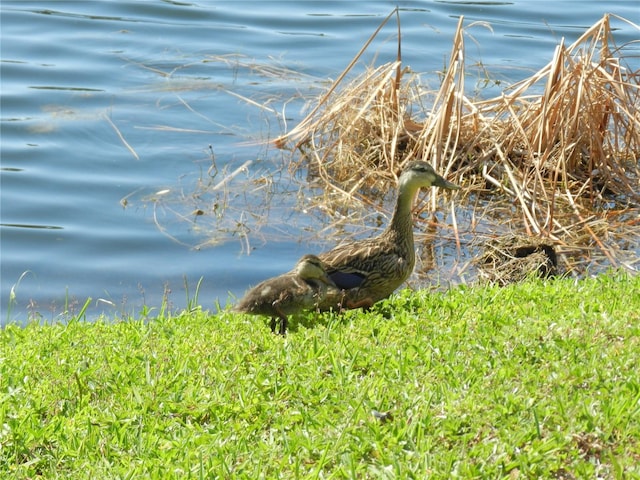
{"left": 275, "top": 12, "right": 640, "bottom": 279}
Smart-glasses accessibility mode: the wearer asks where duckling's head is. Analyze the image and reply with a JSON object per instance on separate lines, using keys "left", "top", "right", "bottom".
{"left": 295, "top": 254, "right": 333, "bottom": 285}
{"left": 400, "top": 161, "right": 460, "bottom": 191}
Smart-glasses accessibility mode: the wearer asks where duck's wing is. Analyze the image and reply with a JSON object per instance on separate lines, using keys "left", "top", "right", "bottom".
{"left": 320, "top": 237, "right": 401, "bottom": 283}
{"left": 328, "top": 270, "right": 367, "bottom": 290}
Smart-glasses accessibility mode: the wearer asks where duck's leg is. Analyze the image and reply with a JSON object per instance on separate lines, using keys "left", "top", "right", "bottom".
{"left": 346, "top": 297, "right": 374, "bottom": 310}
{"left": 270, "top": 317, "right": 278, "bottom": 333}
{"left": 335, "top": 290, "right": 374, "bottom": 311}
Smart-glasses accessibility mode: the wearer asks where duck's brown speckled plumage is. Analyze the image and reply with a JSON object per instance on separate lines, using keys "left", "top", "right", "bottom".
{"left": 233, "top": 254, "right": 339, "bottom": 334}
{"left": 317, "top": 161, "right": 460, "bottom": 311}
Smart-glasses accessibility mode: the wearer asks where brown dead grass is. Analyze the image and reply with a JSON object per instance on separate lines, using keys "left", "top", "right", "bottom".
{"left": 275, "top": 11, "right": 640, "bottom": 278}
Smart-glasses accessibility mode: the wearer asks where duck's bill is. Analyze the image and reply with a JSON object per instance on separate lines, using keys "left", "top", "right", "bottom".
{"left": 433, "top": 174, "right": 460, "bottom": 190}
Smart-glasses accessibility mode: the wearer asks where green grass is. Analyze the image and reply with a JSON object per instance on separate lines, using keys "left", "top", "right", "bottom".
{"left": 1, "top": 272, "right": 639, "bottom": 479}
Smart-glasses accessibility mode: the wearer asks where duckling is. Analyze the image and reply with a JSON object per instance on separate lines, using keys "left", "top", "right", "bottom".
{"left": 233, "top": 254, "right": 338, "bottom": 335}
{"left": 318, "top": 161, "right": 460, "bottom": 311}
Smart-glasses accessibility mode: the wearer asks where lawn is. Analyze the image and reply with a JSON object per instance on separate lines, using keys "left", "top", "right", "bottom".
{"left": 1, "top": 272, "right": 639, "bottom": 479}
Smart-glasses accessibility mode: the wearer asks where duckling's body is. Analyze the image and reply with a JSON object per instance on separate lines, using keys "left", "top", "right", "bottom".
{"left": 317, "top": 161, "right": 460, "bottom": 311}
{"left": 233, "top": 254, "right": 338, "bottom": 334}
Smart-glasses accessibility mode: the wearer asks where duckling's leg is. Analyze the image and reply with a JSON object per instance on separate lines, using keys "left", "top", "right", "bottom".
{"left": 279, "top": 316, "right": 288, "bottom": 336}
{"left": 271, "top": 307, "right": 288, "bottom": 335}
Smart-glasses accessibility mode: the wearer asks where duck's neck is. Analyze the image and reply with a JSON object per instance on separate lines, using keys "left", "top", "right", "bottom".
{"left": 384, "top": 178, "right": 420, "bottom": 251}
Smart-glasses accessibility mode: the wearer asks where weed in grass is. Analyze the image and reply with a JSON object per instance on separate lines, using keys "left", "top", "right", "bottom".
{"left": 5, "top": 271, "right": 34, "bottom": 325}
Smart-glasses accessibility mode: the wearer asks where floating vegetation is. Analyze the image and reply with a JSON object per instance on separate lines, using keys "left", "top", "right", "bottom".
{"left": 138, "top": 155, "right": 287, "bottom": 255}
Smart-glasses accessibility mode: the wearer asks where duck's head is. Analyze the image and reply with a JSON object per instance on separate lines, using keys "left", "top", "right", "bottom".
{"left": 400, "top": 161, "right": 460, "bottom": 191}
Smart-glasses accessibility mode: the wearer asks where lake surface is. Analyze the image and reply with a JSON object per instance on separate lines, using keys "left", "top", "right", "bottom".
{"left": 1, "top": 1, "right": 638, "bottom": 324}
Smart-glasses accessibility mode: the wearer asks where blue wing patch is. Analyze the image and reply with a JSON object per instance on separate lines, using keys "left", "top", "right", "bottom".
{"left": 329, "top": 270, "right": 366, "bottom": 289}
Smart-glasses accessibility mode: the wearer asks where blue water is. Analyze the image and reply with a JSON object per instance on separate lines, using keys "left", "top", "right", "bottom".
{"left": 1, "top": 1, "right": 638, "bottom": 323}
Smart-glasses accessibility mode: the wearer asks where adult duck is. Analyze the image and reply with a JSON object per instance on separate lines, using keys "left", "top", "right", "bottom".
{"left": 318, "top": 161, "right": 460, "bottom": 311}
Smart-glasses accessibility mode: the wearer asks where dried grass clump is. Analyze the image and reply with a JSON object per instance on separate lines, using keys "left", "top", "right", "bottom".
{"left": 465, "top": 15, "right": 639, "bottom": 236}
{"left": 276, "top": 11, "right": 639, "bottom": 275}
{"left": 476, "top": 234, "right": 558, "bottom": 285}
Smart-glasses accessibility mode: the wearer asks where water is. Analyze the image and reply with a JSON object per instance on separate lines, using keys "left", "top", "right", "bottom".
{"left": 1, "top": 1, "right": 638, "bottom": 324}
